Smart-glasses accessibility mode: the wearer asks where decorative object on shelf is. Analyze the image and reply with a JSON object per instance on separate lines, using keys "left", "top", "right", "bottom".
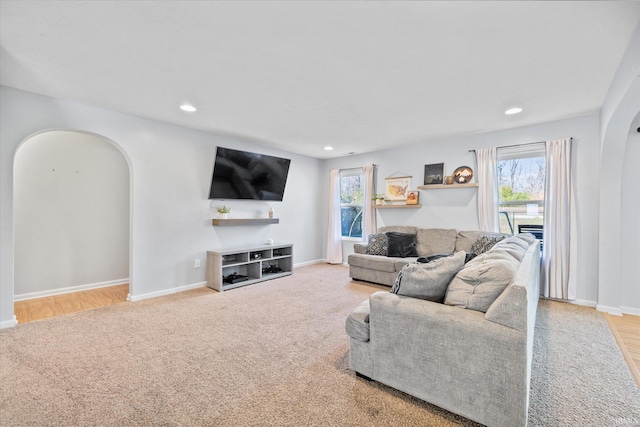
{"left": 268, "top": 207, "right": 274, "bottom": 218}
{"left": 424, "top": 163, "right": 445, "bottom": 185}
{"left": 217, "top": 205, "right": 231, "bottom": 219}
{"left": 453, "top": 166, "right": 474, "bottom": 183}
{"left": 405, "top": 190, "right": 419, "bottom": 205}
{"left": 385, "top": 174, "right": 411, "bottom": 201}
{"left": 445, "top": 176, "right": 454, "bottom": 185}
{"left": 372, "top": 193, "right": 386, "bottom": 205}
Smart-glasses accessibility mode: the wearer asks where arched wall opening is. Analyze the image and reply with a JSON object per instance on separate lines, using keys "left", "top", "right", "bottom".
{"left": 13, "top": 130, "right": 132, "bottom": 309}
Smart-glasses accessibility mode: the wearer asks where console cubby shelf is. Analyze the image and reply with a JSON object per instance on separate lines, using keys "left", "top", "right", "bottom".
{"left": 212, "top": 218, "right": 279, "bottom": 226}
{"left": 417, "top": 183, "right": 478, "bottom": 190}
{"left": 206, "top": 243, "right": 293, "bottom": 292}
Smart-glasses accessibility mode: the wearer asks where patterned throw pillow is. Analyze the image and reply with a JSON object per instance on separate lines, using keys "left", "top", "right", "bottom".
{"left": 366, "top": 233, "right": 388, "bottom": 256}
{"left": 470, "top": 235, "right": 505, "bottom": 255}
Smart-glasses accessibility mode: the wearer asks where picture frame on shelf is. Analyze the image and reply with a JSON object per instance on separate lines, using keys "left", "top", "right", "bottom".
{"left": 424, "top": 163, "right": 445, "bottom": 185}
{"left": 405, "top": 190, "right": 419, "bottom": 205}
{"left": 385, "top": 176, "right": 411, "bottom": 201}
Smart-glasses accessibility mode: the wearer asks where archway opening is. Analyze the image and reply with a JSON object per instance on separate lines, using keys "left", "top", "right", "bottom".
{"left": 13, "top": 130, "right": 131, "bottom": 322}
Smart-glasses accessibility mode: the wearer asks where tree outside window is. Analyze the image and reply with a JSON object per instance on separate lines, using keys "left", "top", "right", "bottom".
{"left": 340, "top": 172, "right": 364, "bottom": 238}
{"left": 498, "top": 155, "right": 545, "bottom": 236}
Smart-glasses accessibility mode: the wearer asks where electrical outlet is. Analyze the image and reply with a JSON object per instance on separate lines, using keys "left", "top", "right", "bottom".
{"left": 194, "top": 258, "right": 201, "bottom": 268}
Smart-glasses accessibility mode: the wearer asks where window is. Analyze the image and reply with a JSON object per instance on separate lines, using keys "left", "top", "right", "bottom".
{"left": 497, "top": 144, "right": 545, "bottom": 240}
{"left": 340, "top": 169, "right": 365, "bottom": 239}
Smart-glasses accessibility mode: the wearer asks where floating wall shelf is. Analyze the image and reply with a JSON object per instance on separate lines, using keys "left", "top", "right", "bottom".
{"left": 212, "top": 218, "right": 279, "bottom": 226}
{"left": 417, "top": 183, "right": 479, "bottom": 190}
{"left": 373, "top": 204, "right": 422, "bottom": 209}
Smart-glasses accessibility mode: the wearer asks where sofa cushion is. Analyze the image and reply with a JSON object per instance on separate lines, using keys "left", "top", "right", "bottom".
{"left": 390, "top": 251, "right": 466, "bottom": 302}
{"left": 455, "top": 230, "right": 506, "bottom": 253}
{"left": 470, "top": 234, "right": 505, "bottom": 255}
{"left": 394, "top": 258, "right": 418, "bottom": 272}
{"left": 416, "top": 228, "right": 458, "bottom": 256}
{"left": 516, "top": 232, "right": 538, "bottom": 244}
{"left": 444, "top": 251, "right": 519, "bottom": 312}
{"left": 386, "top": 232, "right": 418, "bottom": 257}
{"left": 366, "top": 233, "right": 388, "bottom": 256}
{"left": 348, "top": 253, "right": 397, "bottom": 273}
{"left": 378, "top": 226, "right": 417, "bottom": 235}
{"left": 490, "top": 236, "right": 528, "bottom": 261}
{"left": 345, "top": 299, "right": 371, "bottom": 342}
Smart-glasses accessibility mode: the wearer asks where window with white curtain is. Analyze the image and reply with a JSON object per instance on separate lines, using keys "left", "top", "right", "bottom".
{"left": 497, "top": 144, "right": 546, "bottom": 243}
{"left": 340, "top": 168, "right": 365, "bottom": 239}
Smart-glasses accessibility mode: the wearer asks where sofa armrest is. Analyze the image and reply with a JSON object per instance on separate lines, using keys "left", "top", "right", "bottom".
{"left": 353, "top": 243, "right": 368, "bottom": 254}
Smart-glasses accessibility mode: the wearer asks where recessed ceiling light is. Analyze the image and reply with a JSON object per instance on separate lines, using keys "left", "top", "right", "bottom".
{"left": 505, "top": 107, "right": 523, "bottom": 115}
{"left": 180, "top": 104, "right": 196, "bottom": 112}
{"left": 324, "top": 146, "right": 334, "bottom": 151}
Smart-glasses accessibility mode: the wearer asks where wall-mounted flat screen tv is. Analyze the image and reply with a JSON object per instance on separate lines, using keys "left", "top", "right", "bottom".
{"left": 208, "top": 147, "right": 291, "bottom": 201}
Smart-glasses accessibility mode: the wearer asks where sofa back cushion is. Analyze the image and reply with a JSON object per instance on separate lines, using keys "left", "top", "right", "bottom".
{"left": 490, "top": 236, "right": 529, "bottom": 261}
{"left": 378, "top": 226, "right": 417, "bottom": 235}
{"left": 390, "top": 252, "right": 466, "bottom": 302}
{"left": 444, "top": 251, "right": 519, "bottom": 312}
{"left": 416, "top": 228, "right": 458, "bottom": 256}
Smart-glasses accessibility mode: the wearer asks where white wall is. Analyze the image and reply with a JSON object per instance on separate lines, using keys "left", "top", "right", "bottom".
{"left": 620, "top": 119, "right": 640, "bottom": 314}
{"left": 323, "top": 114, "right": 602, "bottom": 306}
{"left": 0, "top": 86, "right": 324, "bottom": 327}
{"left": 598, "top": 22, "right": 640, "bottom": 315}
{"left": 13, "top": 130, "right": 130, "bottom": 297}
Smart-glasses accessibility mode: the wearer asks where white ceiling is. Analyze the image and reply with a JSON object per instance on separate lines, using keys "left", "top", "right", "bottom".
{"left": 1, "top": 1, "right": 639, "bottom": 159}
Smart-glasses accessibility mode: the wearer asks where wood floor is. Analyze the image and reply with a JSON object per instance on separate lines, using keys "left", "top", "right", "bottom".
{"left": 13, "top": 286, "right": 640, "bottom": 385}
{"left": 605, "top": 313, "right": 640, "bottom": 386}
{"left": 14, "top": 284, "right": 129, "bottom": 323}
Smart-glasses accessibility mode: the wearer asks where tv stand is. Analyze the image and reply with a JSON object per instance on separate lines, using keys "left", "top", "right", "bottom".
{"left": 206, "top": 243, "right": 293, "bottom": 292}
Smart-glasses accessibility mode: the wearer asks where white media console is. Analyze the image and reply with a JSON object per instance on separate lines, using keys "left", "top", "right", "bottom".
{"left": 206, "top": 243, "right": 293, "bottom": 292}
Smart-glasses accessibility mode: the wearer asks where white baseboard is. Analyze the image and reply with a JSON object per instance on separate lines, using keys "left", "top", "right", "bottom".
{"left": 621, "top": 306, "right": 640, "bottom": 316}
{"left": 293, "top": 259, "right": 325, "bottom": 268}
{"left": 14, "top": 278, "right": 130, "bottom": 302}
{"left": 0, "top": 315, "right": 18, "bottom": 329}
{"left": 127, "top": 281, "right": 207, "bottom": 302}
{"left": 567, "top": 299, "right": 597, "bottom": 308}
{"left": 596, "top": 304, "right": 623, "bottom": 316}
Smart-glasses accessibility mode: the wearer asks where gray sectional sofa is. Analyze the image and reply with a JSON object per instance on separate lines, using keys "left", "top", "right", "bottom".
{"left": 345, "top": 231, "right": 541, "bottom": 427}
{"left": 348, "top": 226, "right": 505, "bottom": 286}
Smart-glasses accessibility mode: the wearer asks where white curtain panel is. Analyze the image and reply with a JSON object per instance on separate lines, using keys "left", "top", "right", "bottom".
{"left": 542, "top": 138, "right": 574, "bottom": 299}
{"left": 362, "top": 165, "right": 377, "bottom": 238}
{"left": 326, "top": 169, "right": 343, "bottom": 264}
{"left": 476, "top": 147, "right": 500, "bottom": 232}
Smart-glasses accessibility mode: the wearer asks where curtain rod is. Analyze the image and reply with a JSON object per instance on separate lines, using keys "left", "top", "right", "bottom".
{"left": 468, "top": 137, "right": 572, "bottom": 153}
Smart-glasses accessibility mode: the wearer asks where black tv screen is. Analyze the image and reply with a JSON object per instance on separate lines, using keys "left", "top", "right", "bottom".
{"left": 208, "top": 147, "right": 291, "bottom": 201}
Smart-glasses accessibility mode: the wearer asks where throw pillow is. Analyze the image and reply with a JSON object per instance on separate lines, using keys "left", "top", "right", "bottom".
{"left": 444, "top": 251, "right": 519, "bottom": 312}
{"left": 470, "top": 235, "right": 505, "bottom": 255}
{"left": 386, "top": 232, "right": 418, "bottom": 258}
{"left": 366, "top": 233, "right": 388, "bottom": 256}
{"left": 390, "top": 251, "right": 466, "bottom": 302}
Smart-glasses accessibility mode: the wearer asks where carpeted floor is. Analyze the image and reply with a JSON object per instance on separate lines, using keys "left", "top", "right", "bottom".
{"left": 1, "top": 264, "right": 638, "bottom": 426}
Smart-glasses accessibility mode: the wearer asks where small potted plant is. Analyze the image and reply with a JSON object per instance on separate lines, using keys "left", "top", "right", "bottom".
{"left": 217, "top": 205, "right": 231, "bottom": 219}
{"left": 372, "top": 194, "right": 385, "bottom": 205}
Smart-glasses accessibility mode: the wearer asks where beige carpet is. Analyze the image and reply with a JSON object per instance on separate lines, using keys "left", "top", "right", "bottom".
{"left": 1, "top": 264, "right": 638, "bottom": 426}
